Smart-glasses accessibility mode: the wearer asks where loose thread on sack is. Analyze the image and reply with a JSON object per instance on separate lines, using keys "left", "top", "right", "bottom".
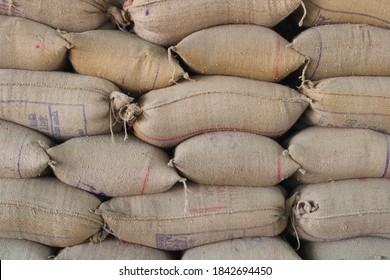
{"left": 168, "top": 159, "right": 175, "bottom": 168}
{"left": 48, "top": 160, "right": 57, "bottom": 171}
{"left": 291, "top": 208, "right": 301, "bottom": 251}
{"left": 179, "top": 178, "right": 191, "bottom": 213}
{"left": 298, "top": 1, "right": 307, "bottom": 27}
{"left": 167, "top": 46, "right": 179, "bottom": 85}
{"left": 38, "top": 140, "right": 50, "bottom": 150}
{"left": 299, "top": 57, "right": 311, "bottom": 88}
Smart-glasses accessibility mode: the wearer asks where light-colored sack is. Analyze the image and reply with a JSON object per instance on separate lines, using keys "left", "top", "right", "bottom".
{"left": 126, "top": 76, "right": 309, "bottom": 148}
{"left": 299, "top": 237, "right": 390, "bottom": 260}
{"left": 0, "top": 15, "right": 69, "bottom": 71}
{"left": 301, "top": 76, "right": 390, "bottom": 134}
{"left": 0, "top": 238, "right": 55, "bottom": 260}
{"left": 98, "top": 183, "right": 287, "bottom": 250}
{"left": 292, "top": 24, "right": 390, "bottom": 80}
{"left": 47, "top": 134, "right": 181, "bottom": 197}
{"left": 0, "top": 178, "right": 105, "bottom": 247}
{"left": 55, "top": 236, "right": 173, "bottom": 260}
{"left": 288, "top": 179, "right": 390, "bottom": 241}
{"left": 171, "top": 24, "right": 305, "bottom": 82}
{"left": 287, "top": 127, "right": 390, "bottom": 184}
{"left": 0, "top": 120, "right": 55, "bottom": 179}
{"left": 0, "top": 69, "right": 131, "bottom": 141}
{"left": 300, "top": 0, "right": 390, "bottom": 29}
{"left": 59, "top": 30, "right": 186, "bottom": 95}
{"left": 172, "top": 131, "right": 299, "bottom": 187}
{"left": 124, "top": 0, "right": 302, "bottom": 46}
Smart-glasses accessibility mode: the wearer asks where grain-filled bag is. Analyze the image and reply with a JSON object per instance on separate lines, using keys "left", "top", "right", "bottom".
{"left": 0, "top": 120, "right": 55, "bottom": 179}
{"left": 0, "top": 69, "right": 131, "bottom": 141}
{"left": 301, "top": 76, "right": 390, "bottom": 134}
{"left": 0, "top": 178, "right": 105, "bottom": 247}
{"left": 287, "top": 127, "right": 390, "bottom": 184}
{"left": 300, "top": 0, "right": 390, "bottom": 29}
{"left": 0, "top": 238, "right": 56, "bottom": 260}
{"left": 299, "top": 237, "right": 390, "bottom": 260}
{"left": 0, "top": 0, "right": 129, "bottom": 32}
{"left": 126, "top": 76, "right": 309, "bottom": 148}
{"left": 98, "top": 184, "right": 287, "bottom": 250}
{"left": 124, "top": 0, "right": 302, "bottom": 46}
{"left": 291, "top": 24, "right": 390, "bottom": 80}
{"left": 47, "top": 134, "right": 181, "bottom": 197}
{"left": 55, "top": 236, "right": 174, "bottom": 260}
{"left": 172, "top": 131, "right": 299, "bottom": 187}
{"left": 0, "top": 15, "right": 69, "bottom": 71}
{"left": 171, "top": 24, "right": 305, "bottom": 82}
{"left": 182, "top": 237, "right": 301, "bottom": 260}
{"left": 59, "top": 30, "right": 186, "bottom": 94}
{"left": 288, "top": 179, "right": 390, "bottom": 241}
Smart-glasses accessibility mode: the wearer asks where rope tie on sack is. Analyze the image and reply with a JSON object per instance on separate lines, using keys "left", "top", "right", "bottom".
{"left": 179, "top": 178, "right": 191, "bottom": 213}
{"left": 286, "top": 193, "right": 301, "bottom": 250}
{"left": 107, "top": 6, "right": 132, "bottom": 32}
{"left": 298, "top": 1, "right": 307, "bottom": 27}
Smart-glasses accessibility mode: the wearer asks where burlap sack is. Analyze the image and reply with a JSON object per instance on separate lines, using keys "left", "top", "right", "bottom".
{"left": 300, "top": 0, "right": 390, "bottom": 29}
{"left": 97, "top": 183, "right": 287, "bottom": 250}
{"left": 182, "top": 237, "right": 301, "bottom": 260}
{"left": 0, "top": 178, "right": 105, "bottom": 247}
{"left": 173, "top": 131, "right": 299, "bottom": 187}
{"left": 0, "top": 69, "right": 132, "bottom": 141}
{"left": 59, "top": 30, "right": 186, "bottom": 95}
{"left": 172, "top": 25, "right": 305, "bottom": 82}
{"left": 0, "top": 120, "right": 55, "bottom": 179}
{"left": 127, "top": 76, "right": 309, "bottom": 148}
{"left": 55, "top": 236, "right": 174, "bottom": 260}
{"left": 287, "top": 127, "right": 390, "bottom": 184}
{"left": 301, "top": 76, "right": 390, "bottom": 134}
{"left": 291, "top": 24, "right": 390, "bottom": 80}
{"left": 288, "top": 179, "right": 390, "bottom": 241}
{"left": 0, "top": 15, "right": 69, "bottom": 71}
{"left": 47, "top": 134, "right": 181, "bottom": 197}
{"left": 124, "top": 0, "right": 302, "bottom": 46}
{"left": 0, "top": 238, "right": 56, "bottom": 260}
{"left": 299, "top": 237, "right": 390, "bottom": 260}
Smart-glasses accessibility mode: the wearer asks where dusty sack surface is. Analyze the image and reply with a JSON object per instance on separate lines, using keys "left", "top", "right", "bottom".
{"left": 0, "top": 238, "right": 55, "bottom": 260}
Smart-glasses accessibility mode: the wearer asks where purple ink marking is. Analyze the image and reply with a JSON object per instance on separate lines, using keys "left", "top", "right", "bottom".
{"left": 35, "top": 44, "right": 41, "bottom": 49}
{"left": 17, "top": 135, "right": 29, "bottom": 179}
{"left": 145, "top": 8, "right": 150, "bottom": 16}
{"left": 382, "top": 135, "right": 390, "bottom": 178}
{"left": 308, "top": 28, "right": 323, "bottom": 80}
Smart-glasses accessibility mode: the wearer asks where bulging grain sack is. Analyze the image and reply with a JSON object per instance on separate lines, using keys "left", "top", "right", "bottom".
{"left": 0, "top": 120, "right": 55, "bottom": 179}
{"left": 47, "top": 134, "right": 181, "bottom": 197}
{"left": 0, "top": 69, "right": 132, "bottom": 141}
{"left": 299, "top": 237, "right": 390, "bottom": 260}
{"left": 301, "top": 76, "right": 390, "bottom": 134}
{"left": 292, "top": 24, "right": 390, "bottom": 80}
{"left": 0, "top": 238, "right": 56, "bottom": 260}
{"left": 171, "top": 25, "right": 305, "bottom": 82}
{"left": 287, "top": 127, "right": 390, "bottom": 184}
{"left": 0, "top": 178, "right": 105, "bottom": 247}
{"left": 59, "top": 30, "right": 186, "bottom": 95}
{"left": 288, "top": 179, "right": 390, "bottom": 241}
{"left": 97, "top": 183, "right": 287, "bottom": 250}
{"left": 55, "top": 236, "right": 174, "bottom": 260}
{"left": 300, "top": 0, "right": 390, "bottom": 29}
{"left": 124, "top": 76, "right": 309, "bottom": 148}
{"left": 0, "top": 15, "right": 69, "bottom": 71}
{"left": 172, "top": 131, "right": 299, "bottom": 187}
{"left": 182, "top": 237, "right": 301, "bottom": 260}
{"left": 124, "top": 0, "right": 302, "bottom": 46}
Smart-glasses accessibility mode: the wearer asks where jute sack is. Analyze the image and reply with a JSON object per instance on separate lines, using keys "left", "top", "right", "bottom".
{"left": 0, "top": 0, "right": 129, "bottom": 32}
{"left": 0, "top": 69, "right": 132, "bottom": 141}
{"left": 125, "top": 76, "right": 309, "bottom": 148}
{"left": 47, "top": 134, "right": 181, "bottom": 197}
{"left": 55, "top": 236, "right": 174, "bottom": 260}
{"left": 301, "top": 76, "right": 390, "bottom": 134}
{"left": 59, "top": 30, "right": 186, "bottom": 94}
{"left": 300, "top": 0, "right": 390, "bottom": 29}
{"left": 291, "top": 24, "right": 390, "bottom": 80}
{"left": 182, "top": 237, "right": 301, "bottom": 260}
{"left": 0, "top": 238, "right": 55, "bottom": 260}
{"left": 172, "top": 131, "right": 299, "bottom": 187}
{"left": 0, "top": 15, "right": 69, "bottom": 71}
{"left": 288, "top": 179, "right": 390, "bottom": 241}
{"left": 0, "top": 120, "right": 55, "bottom": 179}
{"left": 287, "top": 127, "right": 390, "bottom": 184}
{"left": 124, "top": 0, "right": 302, "bottom": 46}
{"left": 171, "top": 25, "right": 305, "bottom": 82}
{"left": 0, "top": 178, "right": 105, "bottom": 247}
{"left": 299, "top": 237, "right": 390, "bottom": 260}
{"left": 97, "top": 183, "right": 287, "bottom": 250}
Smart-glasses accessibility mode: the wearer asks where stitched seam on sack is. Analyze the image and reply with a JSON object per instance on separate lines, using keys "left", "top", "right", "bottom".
{"left": 130, "top": 0, "right": 189, "bottom": 10}
{"left": 0, "top": 229, "right": 91, "bottom": 240}
{"left": 305, "top": 89, "right": 390, "bottom": 99}
{"left": 298, "top": 209, "right": 390, "bottom": 220}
